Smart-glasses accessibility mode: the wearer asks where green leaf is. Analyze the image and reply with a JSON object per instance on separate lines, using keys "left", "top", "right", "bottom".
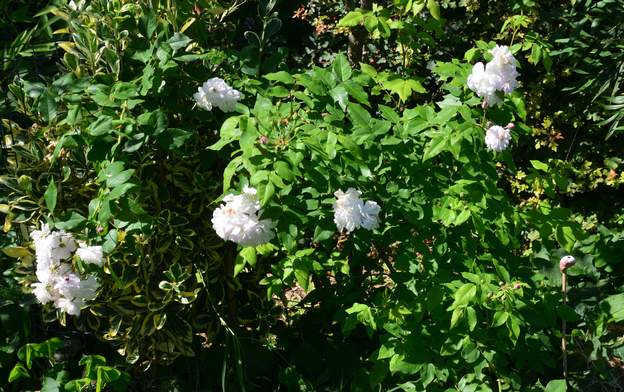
{"left": 2, "top": 246, "right": 32, "bottom": 258}
{"left": 38, "top": 89, "right": 57, "bottom": 123}
{"left": 346, "top": 303, "right": 377, "bottom": 331}
{"left": 325, "top": 132, "right": 338, "bottom": 159}
{"left": 360, "top": 63, "right": 377, "bottom": 77}
{"left": 157, "top": 128, "right": 193, "bottom": 149}
{"left": 240, "top": 119, "right": 260, "bottom": 153}
{"left": 265, "top": 17, "right": 282, "bottom": 38}
{"left": 313, "top": 227, "right": 333, "bottom": 242}
{"left": 108, "top": 183, "right": 136, "bottom": 200}
{"left": 18, "top": 338, "right": 63, "bottom": 369}
{"left": 96, "top": 366, "right": 123, "bottom": 392}
{"left": 466, "top": 306, "right": 477, "bottom": 331}
{"left": 530, "top": 160, "right": 549, "bottom": 172}
{"left": 427, "top": 0, "right": 441, "bottom": 20}
{"left": 602, "top": 293, "right": 624, "bottom": 321}
{"left": 264, "top": 71, "right": 294, "bottom": 84}
{"left": 338, "top": 11, "right": 364, "bottom": 27}
{"left": 383, "top": 77, "right": 426, "bottom": 102}
{"left": 450, "top": 308, "right": 464, "bottom": 329}
{"left": 330, "top": 86, "right": 349, "bottom": 111}
{"left": 106, "top": 169, "right": 134, "bottom": 188}
{"left": 234, "top": 247, "right": 256, "bottom": 277}
{"left": 511, "top": 95, "right": 527, "bottom": 120}
{"left": 262, "top": 181, "right": 275, "bottom": 206}
{"left": 131, "top": 46, "right": 154, "bottom": 64}
{"left": 461, "top": 339, "right": 480, "bottom": 363}
{"left": 143, "top": 8, "right": 158, "bottom": 37}
{"left": 332, "top": 53, "right": 352, "bottom": 82}
{"left": 544, "top": 380, "right": 567, "bottom": 392}
{"left": 222, "top": 156, "right": 243, "bottom": 192}
{"left": 363, "top": 14, "right": 378, "bottom": 32}
{"left": 54, "top": 212, "right": 86, "bottom": 230}
{"left": 79, "top": 355, "right": 107, "bottom": 379}
{"left": 294, "top": 268, "right": 310, "bottom": 291}
{"left": 267, "top": 86, "right": 290, "bottom": 97}
{"left": 8, "top": 363, "right": 29, "bottom": 382}
{"left": 111, "top": 82, "right": 138, "bottom": 100}
{"left": 508, "top": 315, "right": 521, "bottom": 341}
{"left": 91, "top": 92, "right": 118, "bottom": 108}
{"left": 167, "top": 32, "right": 191, "bottom": 51}
{"left": 210, "top": 116, "right": 242, "bottom": 150}
{"left": 44, "top": 178, "right": 57, "bottom": 212}
{"left": 98, "top": 161, "right": 124, "bottom": 183}
{"left": 412, "top": 0, "right": 426, "bottom": 14}
{"left": 389, "top": 354, "right": 422, "bottom": 375}
{"left": 492, "top": 310, "right": 509, "bottom": 327}
{"left": 420, "top": 363, "right": 436, "bottom": 387}
{"left": 41, "top": 377, "right": 61, "bottom": 392}
{"left": 140, "top": 64, "right": 155, "bottom": 94}
{"left": 555, "top": 225, "right": 576, "bottom": 253}
{"left": 65, "top": 105, "right": 80, "bottom": 125}
{"left": 423, "top": 132, "right": 449, "bottom": 161}
{"left": 343, "top": 80, "right": 369, "bottom": 106}
{"left": 449, "top": 283, "right": 476, "bottom": 310}
{"left": 64, "top": 379, "right": 91, "bottom": 392}
{"left": 455, "top": 209, "right": 471, "bottom": 226}
{"left": 274, "top": 161, "right": 295, "bottom": 181}
{"left": 88, "top": 116, "right": 113, "bottom": 136}
{"left": 348, "top": 103, "right": 372, "bottom": 129}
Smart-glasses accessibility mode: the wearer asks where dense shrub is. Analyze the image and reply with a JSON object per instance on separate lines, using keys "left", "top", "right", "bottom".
{"left": 1, "top": 0, "right": 623, "bottom": 391}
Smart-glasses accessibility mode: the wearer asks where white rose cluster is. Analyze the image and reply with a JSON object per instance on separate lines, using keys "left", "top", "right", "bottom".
{"left": 211, "top": 186, "right": 275, "bottom": 247}
{"left": 193, "top": 77, "right": 243, "bottom": 112}
{"left": 333, "top": 188, "right": 381, "bottom": 233}
{"left": 30, "top": 224, "right": 103, "bottom": 316}
{"left": 467, "top": 45, "right": 519, "bottom": 107}
{"left": 485, "top": 124, "right": 512, "bottom": 152}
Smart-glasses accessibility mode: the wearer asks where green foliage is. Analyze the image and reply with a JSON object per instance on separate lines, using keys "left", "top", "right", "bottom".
{"left": 1, "top": 0, "right": 238, "bottom": 368}
{"left": 9, "top": 338, "right": 129, "bottom": 392}
{"left": 1, "top": 0, "right": 623, "bottom": 391}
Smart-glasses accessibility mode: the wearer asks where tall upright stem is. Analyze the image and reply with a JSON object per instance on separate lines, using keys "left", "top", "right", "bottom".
{"left": 561, "top": 271, "right": 568, "bottom": 380}
{"left": 559, "top": 255, "right": 575, "bottom": 382}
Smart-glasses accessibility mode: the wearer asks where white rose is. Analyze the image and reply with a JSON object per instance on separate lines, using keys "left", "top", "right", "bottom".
{"left": 485, "top": 125, "right": 511, "bottom": 152}
{"left": 76, "top": 245, "right": 104, "bottom": 266}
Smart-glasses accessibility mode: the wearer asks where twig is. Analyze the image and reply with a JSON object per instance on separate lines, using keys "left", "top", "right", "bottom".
{"left": 564, "top": 127, "right": 579, "bottom": 162}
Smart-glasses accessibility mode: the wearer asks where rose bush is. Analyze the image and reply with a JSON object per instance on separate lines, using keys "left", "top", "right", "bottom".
{"left": 1, "top": 0, "right": 623, "bottom": 391}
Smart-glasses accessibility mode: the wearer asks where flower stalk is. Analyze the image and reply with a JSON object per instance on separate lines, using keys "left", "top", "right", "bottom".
{"left": 559, "top": 255, "right": 576, "bottom": 380}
